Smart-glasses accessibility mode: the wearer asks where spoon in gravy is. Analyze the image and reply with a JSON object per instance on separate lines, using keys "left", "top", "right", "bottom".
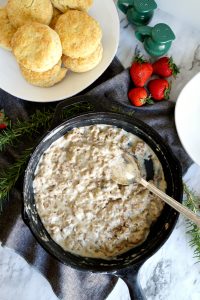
{"left": 111, "top": 152, "right": 200, "bottom": 227}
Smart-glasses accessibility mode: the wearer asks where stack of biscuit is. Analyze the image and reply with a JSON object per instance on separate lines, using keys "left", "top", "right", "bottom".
{"left": 55, "top": 9, "right": 103, "bottom": 73}
{"left": 0, "top": 0, "right": 103, "bottom": 88}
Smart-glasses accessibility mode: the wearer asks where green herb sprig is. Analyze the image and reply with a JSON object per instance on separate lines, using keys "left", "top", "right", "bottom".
{"left": 0, "top": 147, "right": 33, "bottom": 209}
{"left": 0, "top": 102, "right": 95, "bottom": 209}
{"left": 0, "top": 103, "right": 95, "bottom": 152}
{"left": 184, "top": 184, "right": 200, "bottom": 261}
{"left": 0, "top": 109, "right": 54, "bottom": 152}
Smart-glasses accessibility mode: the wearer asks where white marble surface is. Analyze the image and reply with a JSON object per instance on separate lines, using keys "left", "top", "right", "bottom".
{"left": 156, "top": 0, "right": 200, "bottom": 29}
{"left": 0, "top": 244, "right": 58, "bottom": 300}
{"left": 1, "top": 3, "right": 200, "bottom": 300}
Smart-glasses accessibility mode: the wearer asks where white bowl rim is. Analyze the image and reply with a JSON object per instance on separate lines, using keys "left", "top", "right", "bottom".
{"left": 175, "top": 72, "right": 200, "bottom": 166}
{"left": 0, "top": 0, "right": 120, "bottom": 103}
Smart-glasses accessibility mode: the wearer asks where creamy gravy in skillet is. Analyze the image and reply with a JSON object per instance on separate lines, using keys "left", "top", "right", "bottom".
{"left": 33, "top": 125, "right": 166, "bottom": 259}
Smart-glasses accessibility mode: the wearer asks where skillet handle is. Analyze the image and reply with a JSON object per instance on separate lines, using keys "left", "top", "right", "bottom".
{"left": 51, "top": 95, "right": 134, "bottom": 128}
{"left": 51, "top": 96, "right": 105, "bottom": 128}
{"left": 116, "top": 266, "right": 145, "bottom": 300}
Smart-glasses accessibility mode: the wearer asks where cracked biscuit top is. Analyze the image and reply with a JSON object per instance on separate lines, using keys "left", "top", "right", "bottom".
{"left": 12, "top": 22, "right": 62, "bottom": 72}
{"left": 51, "top": 0, "right": 93, "bottom": 13}
{"left": 55, "top": 10, "right": 102, "bottom": 58}
{"left": 7, "top": 0, "right": 53, "bottom": 28}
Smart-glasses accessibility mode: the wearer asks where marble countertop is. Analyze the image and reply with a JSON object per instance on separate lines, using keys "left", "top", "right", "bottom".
{"left": 1, "top": 2, "right": 200, "bottom": 300}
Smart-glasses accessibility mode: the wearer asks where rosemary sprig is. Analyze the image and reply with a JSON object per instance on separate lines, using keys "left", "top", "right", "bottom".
{"left": 184, "top": 184, "right": 200, "bottom": 261}
{"left": 0, "top": 102, "right": 95, "bottom": 209}
{"left": 0, "top": 103, "right": 95, "bottom": 152}
{"left": 0, "top": 147, "right": 33, "bottom": 210}
{"left": 0, "top": 109, "right": 54, "bottom": 152}
{"left": 62, "top": 102, "right": 95, "bottom": 119}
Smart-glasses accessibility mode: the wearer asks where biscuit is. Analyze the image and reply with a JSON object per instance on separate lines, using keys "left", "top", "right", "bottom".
{"left": 55, "top": 10, "right": 102, "bottom": 58}
{"left": 51, "top": 0, "right": 93, "bottom": 13}
{"left": 62, "top": 43, "right": 103, "bottom": 72}
{"left": 0, "top": 7, "right": 16, "bottom": 51}
{"left": 20, "top": 59, "right": 67, "bottom": 87}
{"left": 7, "top": 0, "right": 53, "bottom": 28}
{"left": 49, "top": 7, "right": 62, "bottom": 29}
{"left": 12, "top": 22, "right": 62, "bottom": 72}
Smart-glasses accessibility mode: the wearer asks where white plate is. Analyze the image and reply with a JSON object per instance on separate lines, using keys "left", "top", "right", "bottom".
{"left": 175, "top": 72, "right": 200, "bottom": 166}
{"left": 0, "top": 0, "right": 119, "bottom": 102}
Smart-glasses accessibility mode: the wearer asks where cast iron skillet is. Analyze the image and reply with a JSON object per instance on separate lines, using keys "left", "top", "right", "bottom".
{"left": 23, "top": 97, "right": 183, "bottom": 299}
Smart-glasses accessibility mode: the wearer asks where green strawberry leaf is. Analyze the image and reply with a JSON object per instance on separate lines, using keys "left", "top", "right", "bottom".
{"left": 0, "top": 109, "right": 9, "bottom": 127}
{"left": 145, "top": 95, "right": 154, "bottom": 105}
{"left": 164, "top": 84, "right": 171, "bottom": 100}
{"left": 169, "top": 57, "right": 180, "bottom": 77}
{"left": 146, "top": 98, "right": 154, "bottom": 105}
{"left": 134, "top": 55, "right": 147, "bottom": 64}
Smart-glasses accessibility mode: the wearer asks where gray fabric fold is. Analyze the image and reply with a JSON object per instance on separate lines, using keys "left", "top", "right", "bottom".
{"left": 0, "top": 58, "right": 192, "bottom": 300}
{"left": 86, "top": 69, "right": 192, "bottom": 174}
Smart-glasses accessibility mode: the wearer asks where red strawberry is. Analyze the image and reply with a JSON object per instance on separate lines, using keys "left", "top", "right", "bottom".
{"left": 152, "top": 56, "right": 179, "bottom": 78}
{"left": 148, "top": 79, "right": 170, "bottom": 101}
{"left": 0, "top": 123, "right": 7, "bottom": 129}
{"left": 128, "top": 87, "right": 153, "bottom": 107}
{"left": 0, "top": 109, "right": 9, "bottom": 130}
{"left": 130, "top": 56, "right": 153, "bottom": 87}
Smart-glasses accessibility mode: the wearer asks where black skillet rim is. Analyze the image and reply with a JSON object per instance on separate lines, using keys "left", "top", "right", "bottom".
{"left": 23, "top": 111, "right": 183, "bottom": 273}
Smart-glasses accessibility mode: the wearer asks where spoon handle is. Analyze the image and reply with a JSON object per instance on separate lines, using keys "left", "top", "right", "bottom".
{"left": 140, "top": 178, "right": 200, "bottom": 227}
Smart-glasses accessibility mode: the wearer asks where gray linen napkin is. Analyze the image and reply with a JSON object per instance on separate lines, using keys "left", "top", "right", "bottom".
{"left": 0, "top": 58, "right": 192, "bottom": 300}
{"left": 86, "top": 68, "right": 192, "bottom": 174}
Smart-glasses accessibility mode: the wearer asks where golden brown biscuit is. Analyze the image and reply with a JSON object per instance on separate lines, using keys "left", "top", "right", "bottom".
{"left": 49, "top": 7, "right": 62, "bottom": 29}
{"left": 51, "top": 0, "right": 93, "bottom": 13}
{"left": 0, "top": 7, "right": 16, "bottom": 51}
{"left": 62, "top": 43, "right": 103, "bottom": 72}
{"left": 55, "top": 10, "right": 102, "bottom": 58}
{"left": 20, "top": 59, "right": 67, "bottom": 87}
{"left": 7, "top": 0, "right": 53, "bottom": 28}
{"left": 12, "top": 22, "right": 62, "bottom": 72}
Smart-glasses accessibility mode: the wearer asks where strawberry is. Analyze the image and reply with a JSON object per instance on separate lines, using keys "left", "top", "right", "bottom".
{"left": 0, "top": 109, "right": 9, "bottom": 130}
{"left": 128, "top": 87, "right": 153, "bottom": 107}
{"left": 152, "top": 56, "right": 179, "bottom": 78}
{"left": 130, "top": 56, "right": 153, "bottom": 87}
{"left": 148, "top": 79, "right": 170, "bottom": 101}
{"left": 0, "top": 123, "right": 7, "bottom": 129}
